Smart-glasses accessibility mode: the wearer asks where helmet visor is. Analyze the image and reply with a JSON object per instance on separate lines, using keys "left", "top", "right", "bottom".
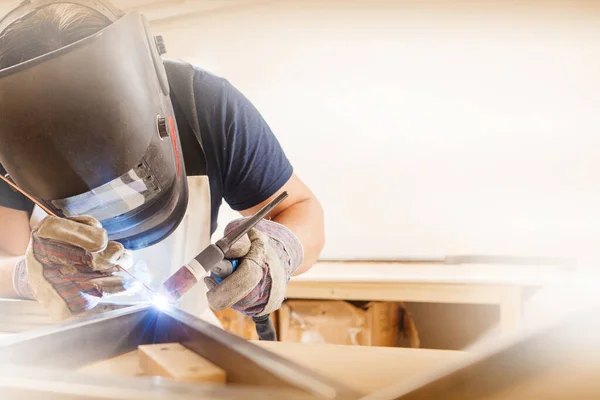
{"left": 51, "top": 162, "right": 162, "bottom": 222}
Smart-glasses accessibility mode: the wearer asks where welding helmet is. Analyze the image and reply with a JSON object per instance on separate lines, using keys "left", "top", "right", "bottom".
{"left": 0, "top": 1, "right": 188, "bottom": 250}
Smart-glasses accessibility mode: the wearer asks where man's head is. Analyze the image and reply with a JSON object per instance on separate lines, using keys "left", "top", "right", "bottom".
{"left": 0, "top": 4, "right": 112, "bottom": 70}
{"left": 0, "top": 3, "right": 190, "bottom": 250}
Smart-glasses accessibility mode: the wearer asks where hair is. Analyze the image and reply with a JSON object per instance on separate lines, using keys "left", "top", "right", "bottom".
{"left": 0, "top": 4, "right": 112, "bottom": 70}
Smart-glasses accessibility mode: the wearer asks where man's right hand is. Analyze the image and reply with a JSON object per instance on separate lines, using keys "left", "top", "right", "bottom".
{"left": 16, "top": 215, "right": 136, "bottom": 320}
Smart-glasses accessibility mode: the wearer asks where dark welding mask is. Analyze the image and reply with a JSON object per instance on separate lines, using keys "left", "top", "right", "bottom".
{"left": 0, "top": 1, "right": 188, "bottom": 250}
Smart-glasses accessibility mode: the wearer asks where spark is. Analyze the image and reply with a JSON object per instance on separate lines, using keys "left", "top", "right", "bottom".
{"left": 150, "top": 293, "right": 174, "bottom": 311}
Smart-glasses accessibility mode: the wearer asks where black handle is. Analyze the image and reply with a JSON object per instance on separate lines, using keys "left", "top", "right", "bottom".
{"left": 252, "top": 314, "right": 277, "bottom": 341}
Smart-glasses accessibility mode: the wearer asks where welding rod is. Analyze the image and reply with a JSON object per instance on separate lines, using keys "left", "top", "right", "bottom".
{"left": 0, "top": 174, "right": 61, "bottom": 217}
{"left": 0, "top": 173, "right": 158, "bottom": 296}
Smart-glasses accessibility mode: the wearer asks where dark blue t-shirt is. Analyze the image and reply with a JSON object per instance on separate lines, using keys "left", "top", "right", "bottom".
{"left": 0, "top": 66, "right": 293, "bottom": 235}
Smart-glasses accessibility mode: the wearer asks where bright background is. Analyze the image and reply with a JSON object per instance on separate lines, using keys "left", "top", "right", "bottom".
{"left": 2, "top": 0, "right": 598, "bottom": 263}
{"left": 151, "top": 0, "right": 600, "bottom": 263}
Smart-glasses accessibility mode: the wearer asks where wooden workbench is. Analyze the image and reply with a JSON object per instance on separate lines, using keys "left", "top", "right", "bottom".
{"left": 287, "top": 261, "right": 572, "bottom": 336}
{"left": 0, "top": 299, "right": 465, "bottom": 396}
{"left": 79, "top": 341, "right": 465, "bottom": 395}
{"left": 1, "top": 299, "right": 597, "bottom": 399}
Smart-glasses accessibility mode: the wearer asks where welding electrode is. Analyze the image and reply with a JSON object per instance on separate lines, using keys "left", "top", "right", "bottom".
{"left": 0, "top": 174, "right": 159, "bottom": 295}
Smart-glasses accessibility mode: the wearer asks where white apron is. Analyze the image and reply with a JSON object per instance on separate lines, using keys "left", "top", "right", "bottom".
{"left": 30, "top": 175, "right": 222, "bottom": 327}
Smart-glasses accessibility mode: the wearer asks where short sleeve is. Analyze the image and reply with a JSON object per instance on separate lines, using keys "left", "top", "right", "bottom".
{"left": 0, "top": 164, "right": 34, "bottom": 212}
{"left": 221, "top": 83, "right": 293, "bottom": 211}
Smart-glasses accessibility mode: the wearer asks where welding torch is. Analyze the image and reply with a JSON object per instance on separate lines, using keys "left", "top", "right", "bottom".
{"left": 0, "top": 173, "right": 285, "bottom": 340}
{"left": 160, "top": 191, "right": 288, "bottom": 341}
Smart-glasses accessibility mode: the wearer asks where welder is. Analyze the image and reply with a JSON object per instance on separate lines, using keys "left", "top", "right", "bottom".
{"left": 0, "top": 1, "right": 324, "bottom": 327}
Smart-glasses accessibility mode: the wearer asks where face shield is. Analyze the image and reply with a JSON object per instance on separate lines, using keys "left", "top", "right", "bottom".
{"left": 0, "top": 2, "right": 188, "bottom": 250}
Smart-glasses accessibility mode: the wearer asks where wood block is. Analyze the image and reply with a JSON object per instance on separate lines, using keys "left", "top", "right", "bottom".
{"left": 138, "top": 343, "right": 226, "bottom": 383}
{"left": 78, "top": 351, "right": 144, "bottom": 376}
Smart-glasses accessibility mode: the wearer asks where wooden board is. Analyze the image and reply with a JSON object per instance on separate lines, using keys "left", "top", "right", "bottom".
{"left": 138, "top": 343, "right": 226, "bottom": 383}
{"left": 252, "top": 341, "right": 463, "bottom": 394}
{"left": 286, "top": 281, "right": 521, "bottom": 306}
{"left": 290, "top": 262, "right": 571, "bottom": 286}
{"left": 78, "top": 351, "right": 145, "bottom": 377}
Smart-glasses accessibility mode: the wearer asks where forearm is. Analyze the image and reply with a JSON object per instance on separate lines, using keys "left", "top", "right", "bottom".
{"left": 272, "top": 197, "right": 324, "bottom": 275}
{"left": 0, "top": 251, "right": 22, "bottom": 299}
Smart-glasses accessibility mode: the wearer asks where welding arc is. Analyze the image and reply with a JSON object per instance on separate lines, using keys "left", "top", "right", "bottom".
{"left": 0, "top": 173, "right": 157, "bottom": 297}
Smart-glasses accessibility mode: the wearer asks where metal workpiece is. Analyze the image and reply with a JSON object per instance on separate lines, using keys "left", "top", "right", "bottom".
{"left": 0, "top": 299, "right": 130, "bottom": 334}
{"left": 0, "top": 304, "right": 359, "bottom": 400}
{"left": 0, "top": 304, "right": 152, "bottom": 368}
{"left": 0, "top": 299, "right": 54, "bottom": 333}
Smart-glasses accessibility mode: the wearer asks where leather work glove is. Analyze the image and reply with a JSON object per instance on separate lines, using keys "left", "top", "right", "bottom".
{"left": 13, "top": 216, "right": 137, "bottom": 321}
{"left": 204, "top": 219, "right": 303, "bottom": 317}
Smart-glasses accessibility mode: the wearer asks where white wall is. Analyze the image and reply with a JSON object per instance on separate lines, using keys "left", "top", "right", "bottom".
{"left": 151, "top": 0, "right": 600, "bottom": 263}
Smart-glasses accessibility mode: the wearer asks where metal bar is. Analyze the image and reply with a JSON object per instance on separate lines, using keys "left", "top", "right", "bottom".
{"left": 0, "top": 299, "right": 128, "bottom": 333}
{"left": 0, "top": 304, "right": 153, "bottom": 368}
{"left": 0, "top": 305, "right": 360, "bottom": 399}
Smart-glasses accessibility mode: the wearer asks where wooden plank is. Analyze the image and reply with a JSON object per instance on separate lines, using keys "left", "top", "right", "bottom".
{"left": 254, "top": 341, "right": 465, "bottom": 395}
{"left": 138, "top": 343, "right": 226, "bottom": 384}
{"left": 78, "top": 351, "right": 144, "bottom": 377}
{"left": 286, "top": 281, "right": 514, "bottom": 305}
{"left": 291, "top": 262, "right": 571, "bottom": 286}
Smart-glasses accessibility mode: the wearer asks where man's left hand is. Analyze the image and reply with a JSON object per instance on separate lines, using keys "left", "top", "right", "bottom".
{"left": 203, "top": 219, "right": 303, "bottom": 317}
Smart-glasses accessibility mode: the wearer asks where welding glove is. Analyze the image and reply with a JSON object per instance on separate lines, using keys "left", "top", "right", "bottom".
{"left": 13, "top": 216, "right": 137, "bottom": 321}
{"left": 203, "top": 219, "right": 303, "bottom": 317}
